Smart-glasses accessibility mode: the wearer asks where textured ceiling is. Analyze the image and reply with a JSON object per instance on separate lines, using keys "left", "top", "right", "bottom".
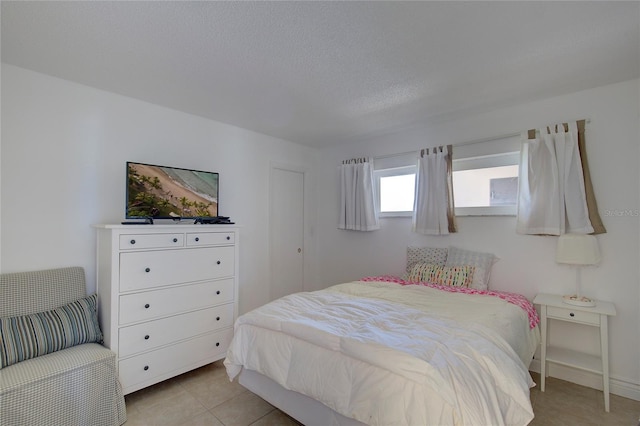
{"left": 2, "top": 1, "right": 639, "bottom": 148}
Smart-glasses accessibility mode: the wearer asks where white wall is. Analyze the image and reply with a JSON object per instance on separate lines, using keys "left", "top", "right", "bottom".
{"left": 0, "top": 64, "right": 320, "bottom": 315}
{"left": 3, "top": 63, "right": 639, "bottom": 399}
{"left": 316, "top": 79, "right": 640, "bottom": 399}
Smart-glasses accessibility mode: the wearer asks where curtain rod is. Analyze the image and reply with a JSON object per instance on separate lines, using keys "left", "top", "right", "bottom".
{"left": 373, "top": 118, "right": 590, "bottom": 161}
{"left": 373, "top": 131, "right": 519, "bottom": 161}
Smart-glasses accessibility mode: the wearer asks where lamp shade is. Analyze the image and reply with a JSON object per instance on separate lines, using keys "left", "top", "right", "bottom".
{"left": 556, "top": 234, "right": 601, "bottom": 265}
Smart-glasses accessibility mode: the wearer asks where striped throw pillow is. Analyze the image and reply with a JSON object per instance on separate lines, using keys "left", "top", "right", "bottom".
{"left": 0, "top": 294, "right": 103, "bottom": 368}
{"left": 406, "top": 263, "right": 475, "bottom": 288}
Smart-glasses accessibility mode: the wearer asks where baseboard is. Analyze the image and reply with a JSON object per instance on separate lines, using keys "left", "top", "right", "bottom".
{"left": 529, "top": 358, "right": 640, "bottom": 401}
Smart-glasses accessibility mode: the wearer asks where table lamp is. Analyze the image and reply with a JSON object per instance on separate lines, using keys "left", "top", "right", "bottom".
{"left": 556, "top": 233, "right": 601, "bottom": 307}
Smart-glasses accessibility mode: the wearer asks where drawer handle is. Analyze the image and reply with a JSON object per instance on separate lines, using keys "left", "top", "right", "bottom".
{"left": 570, "top": 312, "right": 575, "bottom": 317}
{"left": 216, "top": 342, "right": 220, "bottom": 347}
{"left": 173, "top": 238, "right": 178, "bottom": 243}
{"left": 145, "top": 267, "right": 151, "bottom": 273}
{"left": 217, "top": 260, "right": 221, "bottom": 265}
{"left": 216, "top": 316, "right": 221, "bottom": 321}
{"left": 226, "top": 236, "right": 231, "bottom": 240}
{"left": 195, "top": 237, "right": 200, "bottom": 242}
{"left": 144, "top": 335, "right": 150, "bottom": 340}
{"left": 143, "top": 365, "right": 149, "bottom": 371}
{"left": 144, "top": 304, "right": 150, "bottom": 309}
{"left": 130, "top": 239, "right": 136, "bottom": 245}
{"left": 216, "top": 290, "right": 221, "bottom": 295}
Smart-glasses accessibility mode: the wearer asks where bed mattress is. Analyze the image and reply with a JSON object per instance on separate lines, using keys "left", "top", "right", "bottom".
{"left": 225, "top": 280, "right": 540, "bottom": 426}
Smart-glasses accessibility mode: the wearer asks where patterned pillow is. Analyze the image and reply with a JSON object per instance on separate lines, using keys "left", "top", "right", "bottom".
{"left": 445, "top": 246, "right": 498, "bottom": 290}
{"left": 405, "top": 246, "right": 448, "bottom": 274}
{"left": 406, "top": 263, "right": 475, "bottom": 288}
{"left": 0, "top": 294, "right": 103, "bottom": 368}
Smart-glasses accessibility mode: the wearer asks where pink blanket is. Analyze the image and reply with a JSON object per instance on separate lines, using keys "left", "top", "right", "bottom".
{"left": 360, "top": 275, "right": 540, "bottom": 328}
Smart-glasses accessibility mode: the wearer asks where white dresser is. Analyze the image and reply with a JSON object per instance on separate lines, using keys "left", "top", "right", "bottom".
{"left": 95, "top": 224, "right": 239, "bottom": 394}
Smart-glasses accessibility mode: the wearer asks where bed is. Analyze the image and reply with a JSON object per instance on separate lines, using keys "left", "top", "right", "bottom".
{"left": 224, "top": 248, "right": 540, "bottom": 426}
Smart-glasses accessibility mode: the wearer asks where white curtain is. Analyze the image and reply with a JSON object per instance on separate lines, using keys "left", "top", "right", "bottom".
{"left": 412, "top": 147, "right": 452, "bottom": 235}
{"left": 338, "top": 158, "right": 379, "bottom": 231}
{"left": 516, "top": 121, "right": 593, "bottom": 235}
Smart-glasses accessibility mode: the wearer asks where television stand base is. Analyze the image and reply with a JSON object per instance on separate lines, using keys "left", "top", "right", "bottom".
{"left": 121, "top": 217, "right": 154, "bottom": 225}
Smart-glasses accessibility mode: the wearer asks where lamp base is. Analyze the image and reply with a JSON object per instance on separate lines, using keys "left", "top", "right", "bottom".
{"left": 562, "top": 294, "right": 596, "bottom": 307}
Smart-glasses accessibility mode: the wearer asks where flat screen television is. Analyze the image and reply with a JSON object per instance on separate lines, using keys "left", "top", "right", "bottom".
{"left": 126, "top": 161, "right": 219, "bottom": 220}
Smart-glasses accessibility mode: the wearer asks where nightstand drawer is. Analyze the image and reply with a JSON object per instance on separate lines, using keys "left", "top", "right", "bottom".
{"left": 547, "top": 306, "right": 600, "bottom": 325}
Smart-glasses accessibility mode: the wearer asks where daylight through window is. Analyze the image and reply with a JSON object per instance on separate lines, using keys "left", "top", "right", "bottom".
{"left": 452, "top": 152, "right": 519, "bottom": 216}
{"left": 375, "top": 165, "right": 415, "bottom": 217}
{"left": 374, "top": 146, "right": 520, "bottom": 217}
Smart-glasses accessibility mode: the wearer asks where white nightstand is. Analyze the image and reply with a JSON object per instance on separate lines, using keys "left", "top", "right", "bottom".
{"left": 533, "top": 293, "right": 616, "bottom": 412}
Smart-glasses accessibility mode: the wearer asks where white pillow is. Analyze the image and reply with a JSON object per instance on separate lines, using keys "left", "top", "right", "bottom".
{"left": 406, "top": 246, "right": 448, "bottom": 274}
{"left": 444, "top": 246, "right": 498, "bottom": 290}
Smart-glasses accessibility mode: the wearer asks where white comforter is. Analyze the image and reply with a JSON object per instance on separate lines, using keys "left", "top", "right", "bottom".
{"left": 225, "top": 281, "right": 537, "bottom": 426}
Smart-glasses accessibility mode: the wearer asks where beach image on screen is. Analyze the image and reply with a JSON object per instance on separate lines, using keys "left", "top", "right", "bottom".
{"left": 127, "top": 163, "right": 218, "bottom": 218}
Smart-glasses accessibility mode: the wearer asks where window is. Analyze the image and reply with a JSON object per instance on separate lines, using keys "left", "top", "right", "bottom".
{"left": 452, "top": 152, "right": 519, "bottom": 216}
{"left": 375, "top": 166, "right": 415, "bottom": 217}
{"left": 373, "top": 135, "right": 521, "bottom": 218}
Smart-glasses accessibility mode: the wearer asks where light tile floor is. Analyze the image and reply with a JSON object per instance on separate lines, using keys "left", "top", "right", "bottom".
{"left": 124, "top": 361, "right": 640, "bottom": 425}
{"left": 528, "top": 372, "right": 640, "bottom": 426}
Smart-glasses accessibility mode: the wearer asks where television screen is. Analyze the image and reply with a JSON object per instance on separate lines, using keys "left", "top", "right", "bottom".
{"left": 126, "top": 162, "right": 219, "bottom": 219}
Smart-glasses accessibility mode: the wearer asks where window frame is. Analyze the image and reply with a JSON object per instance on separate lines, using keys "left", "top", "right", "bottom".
{"left": 372, "top": 135, "right": 521, "bottom": 218}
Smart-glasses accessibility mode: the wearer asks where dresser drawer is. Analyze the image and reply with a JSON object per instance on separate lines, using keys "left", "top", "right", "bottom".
{"left": 120, "top": 246, "right": 235, "bottom": 291}
{"left": 119, "top": 233, "right": 184, "bottom": 250}
{"left": 186, "top": 232, "right": 235, "bottom": 246}
{"left": 547, "top": 306, "right": 600, "bottom": 325}
{"left": 119, "top": 279, "right": 234, "bottom": 325}
{"left": 119, "top": 304, "right": 234, "bottom": 357}
{"left": 118, "top": 329, "right": 233, "bottom": 391}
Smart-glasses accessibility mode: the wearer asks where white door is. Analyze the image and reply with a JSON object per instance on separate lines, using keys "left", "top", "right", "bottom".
{"left": 270, "top": 166, "right": 305, "bottom": 300}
